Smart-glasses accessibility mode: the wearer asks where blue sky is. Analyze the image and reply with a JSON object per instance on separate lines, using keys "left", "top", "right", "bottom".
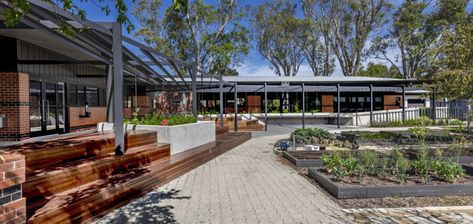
{"left": 76, "top": 0, "right": 472, "bottom": 77}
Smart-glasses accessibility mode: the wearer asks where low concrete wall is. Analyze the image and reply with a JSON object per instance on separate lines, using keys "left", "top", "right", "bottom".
{"left": 98, "top": 121, "right": 216, "bottom": 155}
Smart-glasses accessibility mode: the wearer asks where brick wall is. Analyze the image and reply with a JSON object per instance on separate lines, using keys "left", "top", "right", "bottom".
{"left": 68, "top": 107, "right": 106, "bottom": 131}
{"left": 0, "top": 73, "right": 29, "bottom": 142}
{"left": 0, "top": 152, "right": 26, "bottom": 223}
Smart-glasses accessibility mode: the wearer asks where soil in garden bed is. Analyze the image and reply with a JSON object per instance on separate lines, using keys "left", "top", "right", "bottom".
{"left": 316, "top": 168, "right": 473, "bottom": 186}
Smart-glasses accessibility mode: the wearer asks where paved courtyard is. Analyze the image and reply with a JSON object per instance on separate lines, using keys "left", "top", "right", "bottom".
{"left": 94, "top": 131, "right": 473, "bottom": 224}
{"left": 94, "top": 134, "right": 350, "bottom": 224}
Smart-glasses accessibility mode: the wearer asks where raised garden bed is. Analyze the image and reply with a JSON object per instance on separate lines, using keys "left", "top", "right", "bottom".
{"left": 405, "top": 148, "right": 473, "bottom": 164}
{"left": 308, "top": 167, "right": 473, "bottom": 199}
{"left": 340, "top": 130, "right": 471, "bottom": 146}
{"left": 283, "top": 151, "right": 325, "bottom": 167}
{"left": 283, "top": 150, "right": 388, "bottom": 167}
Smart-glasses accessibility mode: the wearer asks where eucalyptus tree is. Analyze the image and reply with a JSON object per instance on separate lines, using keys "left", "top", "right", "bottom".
{"left": 250, "top": 0, "right": 309, "bottom": 77}
{"left": 303, "top": 27, "right": 335, "bottom": 76}
{"left": 134, "top": 0, "right": 250, "bottom": 75}
{"left": 367, "top": 0, "right": 469, "bottom": 79}
{"left": 302, "top": 0, "right": 392, "bottom": 76}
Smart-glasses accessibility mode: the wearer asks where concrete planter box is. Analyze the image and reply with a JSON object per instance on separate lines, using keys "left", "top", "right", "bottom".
{"left": 283, "top": 151, "right": 324, "bottom": 167}
{"left": 308, "top": 168, "right": 473, "bottom": 199}
{"left": 98, "top": 121, "right": 216, "bottom": 155}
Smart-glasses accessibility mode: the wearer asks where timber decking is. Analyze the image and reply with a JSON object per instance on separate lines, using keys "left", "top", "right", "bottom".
{"left": 24, "top": 131, "right": 250, "bottom": 224}
{"left": 25, "top": 143, "right": 170, "bottom": 213}
{"left": 0, "top": 131, "right": 157, "bottom": 174}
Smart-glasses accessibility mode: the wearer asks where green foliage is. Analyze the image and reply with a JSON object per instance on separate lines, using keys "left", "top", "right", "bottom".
{"left": 134, "top": 0, "right": 249, "bottom": 75}
{"left": 342, "top": 156, "right": 358, "bottom": 177}
{"left": 321, "top": 151, "right": 343, "bottom": 175}
{"left": 357, "top": 62, "right": 401, "bottom": 78}
{"left": 380, "top": 157, "right": 390, "bottom": 176}
{"left": 2, "top": 0, "right": 134, "bottom": 32}
{"left": 291, "top": 128, "right": 333, "bottom": 145}
{"left": 358, "top": 150, "right": 377, "bottom": 175}
{"left": 322, "top": 151, "right": 359, "bottom": 180}
{"left": 390, "top": 149, "right": 410, "bottom": 183}
{"left": 293, "top": 103, "right": 301, "bottom": 113}
{"left": 250, "top": 0, "right": 309, "bottom": 76}
{"left": 303, "top": 0, "right": 392, "bottom": 76}
{"left": 431, "top": 160, "right": 464, "bottom": 183}
{"left": 408, "top": 126, "right": 430, "bottom": 145}
{"left": 411, "top": 146, "right": 431, "bottom": 183}
{"left": 124, "top": 113, "right": 197, "bottom": 126}
{"left": 394, "top": 156, "right": 411, "bottom": 184}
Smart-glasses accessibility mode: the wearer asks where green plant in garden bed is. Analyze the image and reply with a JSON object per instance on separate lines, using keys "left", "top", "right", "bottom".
{"left": 291, "top": 128, "right": 334, "bottom": 145}
{"left": 124, "top": 113, "right": 197, "bottom": 126}
{"left": 320, "top": 147, "right": 467, "bottom": 184}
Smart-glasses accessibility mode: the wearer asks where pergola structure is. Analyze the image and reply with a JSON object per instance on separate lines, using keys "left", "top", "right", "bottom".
{"left": 0, "top": 0, "right": 223, "bottom": 155}
{"left": 170, "top": 76, "right": 430, "bottom": 130}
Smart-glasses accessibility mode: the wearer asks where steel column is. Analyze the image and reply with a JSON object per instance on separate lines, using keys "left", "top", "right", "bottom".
{"left": 112, "top": 23, "right": 124, "bottom": 156}
{"left": 192, "top": 63, "right": 198, "bottom": 117}
{"left": 432, "top": 90, "right": 437, "bottom": 123}
{"left": 264, "top": 83, "right": 268, "bottom": 131}
{"left": 302, "top": 83, "right": 305, "bottom": 129}
{"left": 234, "top": 83, "right": 238, "bottom": 131}
{"left": 219, "top": 78, "right": 224, "bottom": 128}
{"left": 106, "top": 65, "right": 113, "bottom": 123}
{"left": 402, "top": 85, "right": 406, "bottom": 124}
{"left": 369, "top": 84, "right": 374, "bottom": 126}
{"left": 337, "top": 84, "right": 340, "bottom": 129}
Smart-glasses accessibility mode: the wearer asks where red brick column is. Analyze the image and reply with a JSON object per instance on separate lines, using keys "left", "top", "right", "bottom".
{"left": 0, "top": 73, "right": 29, "bottom": 142}
{"left": 0, "top": 152, "right": 26, "bottom": 223}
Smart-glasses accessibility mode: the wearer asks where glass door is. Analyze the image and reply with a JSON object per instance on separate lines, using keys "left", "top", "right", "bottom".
{"left": 29, "top": 80, "right": 66, "bottom": 136}
{"left": 29, "top": 81, "right": 42, "bottom": 133}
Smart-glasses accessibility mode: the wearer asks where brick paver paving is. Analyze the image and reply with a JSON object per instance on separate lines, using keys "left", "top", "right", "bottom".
{"left": 93, "top": 135, "right": 350, "bottom": 224}
{"left": 344, "top": 207, "right": 473, "bottom": 224}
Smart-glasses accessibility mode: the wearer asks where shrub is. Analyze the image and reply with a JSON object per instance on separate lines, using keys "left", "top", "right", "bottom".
{"left": 291, "top": 128, "right": 333, "bottom": 145}
{"left": 321, "top": 151, "right": 343, "bottom": 175}
{"left": 390, "top": 149, "right": 410, "bottom": 183}
{"left": 395, "top": 156, "right": 410, "bottom": 184}
{"left": 432, "top": 160, "right": 464, "bottom": 182}
{"left": 411, "top": 146, "right": 431, "bottom": 183}
{"left": 342, "top": 155, "right": 358, "bottom": 176}
{"left": 124, "top": 113, "right": 197, "bottom": 126}
{"left": 408, "top": 126, "right": 430, "bottom": 145}
{"left": 380, "top": 157, "right": 390, "bottom": 176}
{"left": 359, "top": 150, "right": 377, "bottom": 175}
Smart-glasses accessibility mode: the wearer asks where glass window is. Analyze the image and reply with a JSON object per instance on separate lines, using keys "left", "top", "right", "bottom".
{"left": 375, "top": 97, "right": 382, "bottom": 102}
{"left": 100, "top": 89, "right": 107, "bottom": 106}
{"left": 68, "top": 84, "right": 77, "bottom": 106}
{"left": 358, "top": 97, "right": 365, "bottom": 103}
{"left": 86, "top": 87, "right": 99, "bottom": 106}
{"left": 77, "top": 86, "right": 86, "bottom": 106}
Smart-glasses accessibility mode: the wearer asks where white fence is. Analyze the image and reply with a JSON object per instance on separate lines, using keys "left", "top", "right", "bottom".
{"left": 351, "top": 107, "right": 449, "bottom": 126}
